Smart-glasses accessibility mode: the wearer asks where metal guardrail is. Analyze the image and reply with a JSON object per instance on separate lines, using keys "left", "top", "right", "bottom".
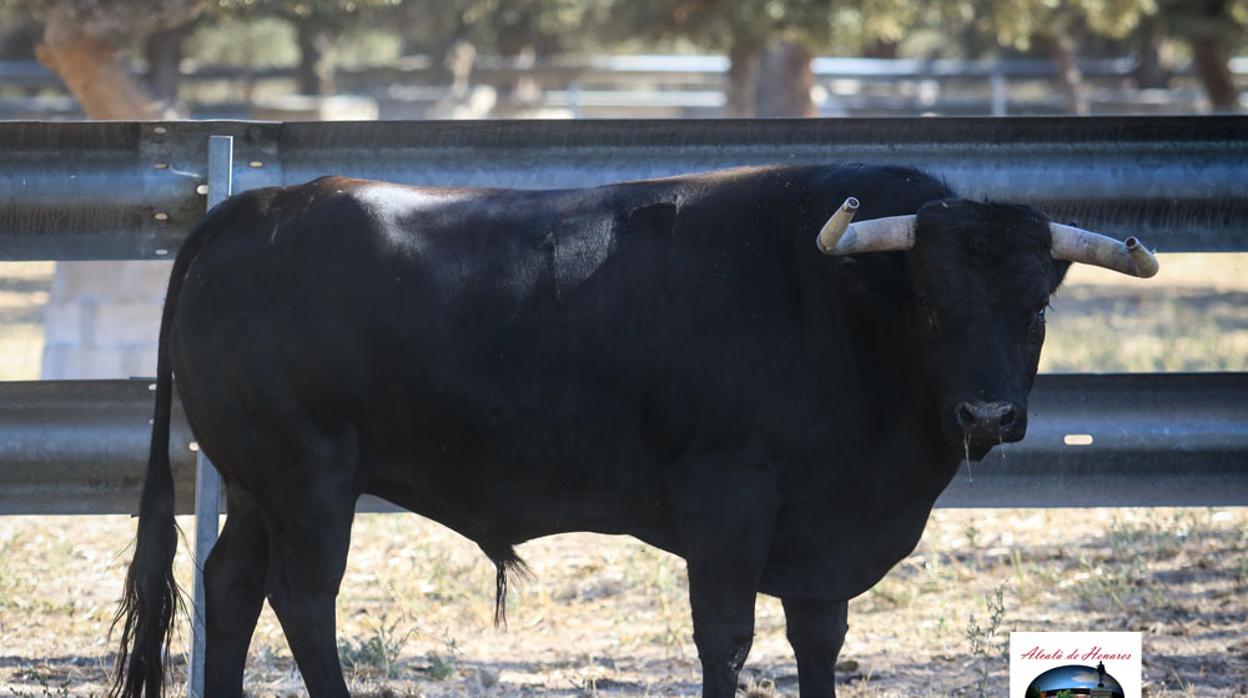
{"left": 0, "top": 380, "right": 197, "bottom": 515}
{"left": 3, "top": 54, "right": 1239, "bottom": 120}
{"left": 3, "top": 55, "right": 1244, "bottom": 90}
{"left": 0, "top": 116, "right": 1245, "bottom": 513}
{"left": 0, "top": 55, "right": 1213, "bottom": 90}
{"left": 937, "top": 373, "right": 1248, "bottom": 508}
{"left": 4, "top": 54, "right": 1240, "bottom": 120}
{"left": 2, "top": 374, "right": 1243, "bottom": 516}
{"left": 2, "top": 117, "right": 1246, "bottom": 261}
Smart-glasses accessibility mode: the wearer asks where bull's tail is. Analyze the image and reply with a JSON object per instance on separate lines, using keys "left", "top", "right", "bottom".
{"left": 110, "top": 195, "right": 248, "bottom": 697}
{"left": 109, "top": 312, "right": 181, "bottom": 697}
{"left": 481, "top": 542, "right": 532, "bottom": 628}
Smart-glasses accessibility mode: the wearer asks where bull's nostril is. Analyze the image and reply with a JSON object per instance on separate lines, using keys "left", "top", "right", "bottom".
{"left": 956, "top": 403, "right": 976, "bottom": 428}
{"left": 999, "top": 406, "right": 1018, "bottom": 427}
{"left": 956, "top": 401, "right": 1020, "bottom": 431}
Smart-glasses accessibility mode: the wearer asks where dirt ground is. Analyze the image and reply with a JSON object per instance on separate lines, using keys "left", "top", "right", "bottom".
{"left": 1, "top": 509, "right": 1245, "bottom": 697}
{"left": 1, "top": 255, "right": 1245, "bottom": 697}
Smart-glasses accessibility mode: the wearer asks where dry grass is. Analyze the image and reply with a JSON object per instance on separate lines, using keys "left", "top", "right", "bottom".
{"left": 0, "top": 262, "right": 53, "bottom": 382}
{"left": 1, "top": 509, "right": 1245, "bottom": 696}
{"left": 1042, "top": 254, "right": 1248, "bottom": 373}
{"left": 0, "top": 254, "right": 1245, "bottom": 696}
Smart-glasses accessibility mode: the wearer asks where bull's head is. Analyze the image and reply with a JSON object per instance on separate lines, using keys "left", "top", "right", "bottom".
{"left": 816, "top": 197, "right": 1157, "bottom": 461}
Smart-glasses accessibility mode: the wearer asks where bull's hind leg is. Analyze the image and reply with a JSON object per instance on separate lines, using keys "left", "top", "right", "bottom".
{"left": 260, "top": 431, "right": 360, "bottom": 698}
{"left": 781, "top": 597, "right": 849, "bottom": 697}
{"left": 203, "top": 488, "right": 269, "bottom": 697}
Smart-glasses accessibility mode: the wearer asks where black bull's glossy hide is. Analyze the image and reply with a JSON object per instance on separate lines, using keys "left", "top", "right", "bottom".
{"left": 112, "top": 164, "right": 1072, "bottom": 698}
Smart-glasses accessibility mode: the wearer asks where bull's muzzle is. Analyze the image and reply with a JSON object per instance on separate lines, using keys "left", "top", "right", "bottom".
{"left": 954, "top": 400, "right": 1026, "bottom": 445}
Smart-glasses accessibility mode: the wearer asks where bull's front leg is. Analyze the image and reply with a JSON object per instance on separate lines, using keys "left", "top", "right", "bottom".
{"left": 781, "top": 597, "right": 849, "bottom": 697}
{"left": 675, "top": 459, "right": 780, "bottom": 698}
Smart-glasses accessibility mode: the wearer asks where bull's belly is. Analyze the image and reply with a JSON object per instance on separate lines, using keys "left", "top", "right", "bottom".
{"left": 368, "top": 476, "right": 679, "bottom": 551}
{"left": 359, "top": 425, "right": 680, "bottom": 553}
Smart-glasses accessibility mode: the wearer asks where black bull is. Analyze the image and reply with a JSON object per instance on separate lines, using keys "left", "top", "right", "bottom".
{"left": 114, "top": 163, "right": 1125, "bottom": 697}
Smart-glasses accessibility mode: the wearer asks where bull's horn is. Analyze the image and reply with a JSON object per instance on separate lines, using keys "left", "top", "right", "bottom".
{"left": 816, "top": 197, "right": 859, "bottom": 253}
{"left": 1049, "top": 223, "right": 1159, "bottom": 278}
{"left": 817, "top": 214, "right": 917, "bottom": 256}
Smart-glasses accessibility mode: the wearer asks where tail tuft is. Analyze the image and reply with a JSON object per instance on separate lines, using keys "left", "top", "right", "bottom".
{"left": 488, "top": 547, "right": 531, "bottom": 628}
{"left": 108, "top": 451, "right": 183, "bottom": 697}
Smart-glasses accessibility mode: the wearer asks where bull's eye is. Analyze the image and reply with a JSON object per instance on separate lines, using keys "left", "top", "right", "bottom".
{"left": 1028, "top": 306, "right": 1047, "bottom": 343}
{"left": 917, "top": 294, "right": 939, "bottom": 334}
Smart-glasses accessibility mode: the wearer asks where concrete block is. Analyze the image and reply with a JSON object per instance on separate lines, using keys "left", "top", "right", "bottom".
{"left": 95, "top": 302, "right": 162, "bottom": 348}
{"left": 121, "top": 346, "right": 159, "bottom": 379}
{"left": 42, "top": 261, "right": 169, "bottom": 379}
{"left": 41, "top": 302, "right": 83, "bottom": 346}
{"left": 76, "top": 347, "right": 127, "bottom": 379}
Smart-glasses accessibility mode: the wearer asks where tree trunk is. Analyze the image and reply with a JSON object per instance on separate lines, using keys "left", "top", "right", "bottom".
{"left": 295, "top": 17, "right": 335, "bottom": 96}
{"left": 754, "top": 40, "right": 815, "bottom": 118}
{"left": 1133, "top": 17, "right": 1170, "bottom": 89}
{"left": 1190, "top": 35, "right": 1238, "bottom": 111}
{"left": 35, "top": 20, "right": 177, "bottom": 120}
{"left": 144, "top": 23, "right": 189, "bottom": 106}
{"left": 1047, "top": 32, "right": 1088, "bottom": 116}
{"left": 863, "top": 39, "right": 899, "bottom": 59}
{"left": 725, "top": 41, "right": 760, "bottom": 117}
{"left": 442, "top": 39, "right": 476, "bottom": 99}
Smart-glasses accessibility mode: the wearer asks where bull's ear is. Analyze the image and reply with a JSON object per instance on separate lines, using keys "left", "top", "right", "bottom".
{"left": 1051, "top": 259, "right": 1072, "bottom": 292}
{"left": 619, "top": 201, "right": 678, "bottom": 238}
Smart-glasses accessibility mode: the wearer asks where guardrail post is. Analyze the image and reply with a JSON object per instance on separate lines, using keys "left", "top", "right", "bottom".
{"left": 188, "top": 134, "right": 232, "bottom": 698}
{"left": 990, "top": 67, "right": 1007, "bottom": 116}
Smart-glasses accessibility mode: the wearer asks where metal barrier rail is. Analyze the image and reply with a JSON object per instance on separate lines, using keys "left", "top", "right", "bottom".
{"left": 1, "top": 373, "right": 1244, "bottom": 515}
{"left": 3, "top": 55, "right": 1238, "bottom": 121}
{"left": 2, "top": 117, "right": 1246, "bottom": 261}
{"left": 0, "top": 55, "right": 1220, "bottom": 91}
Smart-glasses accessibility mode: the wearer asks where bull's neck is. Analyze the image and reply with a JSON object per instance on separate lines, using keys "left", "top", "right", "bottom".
{"left": 802, "top": 253, "right": 960, "bottom": 472}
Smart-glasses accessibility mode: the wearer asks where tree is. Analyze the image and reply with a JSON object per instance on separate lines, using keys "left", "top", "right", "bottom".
{"left": 1133, "top": 14, "right": 1171, "bottom": 89}
{"left": 1160, "top": 0, "right": 1246, "bottom": 111}
{"left": 207, "top": 0, "right": 359, "bottom": 96}
{"left": 390, "top": 0, "right": 592, "bottom": 58}
{"left": 144, "top": 22, "right": 196, "bottom": 106}
{"left": 24, "top": 0, "right": 206, "bottom": 118}
{"left": 382, "top": 0, "right": 599, "bottom": 108}
{"left": 598, "top": 0, "right": 951, "bottom": 116}
{"left": 755, "top": 39, "right": 817, "bottom": 116}
{"left": 601, "top": 0, "right": 864, "bottom": 117}
{"left": 601, "top": 0, "right": 768, "bottom": 115}
{"left": 949, "top": 0, "right": 1155, "bottom": 115}
{"left": 943, "top": 0, "right": 1243, "bottom": 113}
